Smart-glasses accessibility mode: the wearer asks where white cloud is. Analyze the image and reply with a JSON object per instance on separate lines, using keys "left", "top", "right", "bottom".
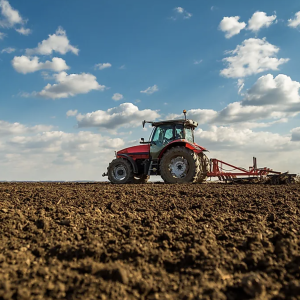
{"left": 0, "top": 31, "right": 4, "bottom": 39}
{"left": 16, "top": 27, "right": 31, "bottom": 35}
{"left": 12, "top": 56, "right": 69, "bottom": 74}
{"left": 0, "top": 120, "right": 52, "bottom": 136}
{"left": 237, "top": 79, "right": 244, "bottom": 95}
{"left": 194, "top": 59, "right": 203, "bottom": 65}
{"left": 0, "top": 130, "right": 125, "bottom": 180}
{"left": 192, "top": 125, "right": 300, "bottom": 174}
{"left": 36, "top": 72, "right": 106, "bottom": 99}
{"left": 175, "top": 7, "right": 184, "bottom": 14}
{"left": 66, "top": 110, "right": 78, "bottom": 117}
{"left": 248, "top": 11, "right": 277, "bottom": 32}
{"left": 291, "top": 127, "right": 300, "bottom": 141}
{"left": 95, "top": 62, "right": 112, "bottom": 70}
{"left": 242, "top": 74, "right": 300, "bottom": 107}
{"left": 140, "top": 84, "right": 158, "bottom": 95}
{"left": 76, "top": 103, "right": 160, "bottom": 130}
{"left": 9, "top": 131, "right": 124, "bottom": 152}
{"left": 0, "top": 0, "right": 23, "bottom": 27}
{"left": 195, "top": 125, "right": 291, "bottom": 152}
{"left": 169, "top": 74, "right": 300, "bottom": 126}
{"left": 112, "top": 93, "right": 123, "bottom": 101}
{"left": 1, "top": 46, "right": 14, "bottom": 53}
{"left": 288, "top": 11, "right": 300, "bottom": 28}
{"left": 221, "top": 38, "right": 289, "bottom": 78}
{"left": 26, "top": 27, "right": 79, "bottom": 56}
{"left": 172, "top": 7, "right": 192, "bottom": 20}
{"left": 219, "top": 16, "right": 246, "bottom": 38}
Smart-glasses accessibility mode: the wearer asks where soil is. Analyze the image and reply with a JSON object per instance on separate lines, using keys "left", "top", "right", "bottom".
{"left": 0, "top": 182, "right": 300, "bottom": 300}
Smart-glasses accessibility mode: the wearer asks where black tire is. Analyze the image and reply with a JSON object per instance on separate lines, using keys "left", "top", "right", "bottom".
{"left": 160, "top": 146, "right": 200, "bottom": 183}
{"left": 197, "top": 152, "right": 209, "bottom": 183}
{"left": 132, "top": 174, "right": 150, "bottom": 184}
{"left": 107, "top": 158, "right": 134, "bottom": 184}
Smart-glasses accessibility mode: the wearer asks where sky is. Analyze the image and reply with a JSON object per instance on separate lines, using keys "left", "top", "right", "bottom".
{"left": 1, "top": 0, "right": 300, "bottom": 181}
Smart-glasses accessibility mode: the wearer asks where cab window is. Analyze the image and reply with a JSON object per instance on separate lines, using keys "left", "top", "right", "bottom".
{"left": 185, "top": 127, "right": 194, "bottom": 143}
{"left": 152, "top": 125, "right": 174, "bottom": 145}
{"left": 175, "top": 124, "right": 184, "bottom": 139}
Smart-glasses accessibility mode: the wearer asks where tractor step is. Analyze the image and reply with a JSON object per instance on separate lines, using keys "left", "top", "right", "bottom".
{"left": 148, "top": 159, "right": 159, "bottom": 175}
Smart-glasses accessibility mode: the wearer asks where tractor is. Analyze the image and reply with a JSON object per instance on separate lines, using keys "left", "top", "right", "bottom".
{"left": 103, "top": 110, "right": 209, "bottom": 184}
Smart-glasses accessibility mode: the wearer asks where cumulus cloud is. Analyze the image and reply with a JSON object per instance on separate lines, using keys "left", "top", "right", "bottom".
{"left": 76, "top": 103, "right": 160, "bottom": 130}
{"left": 112, "top": 93, "right": 123, "bottom": 101}
{"left": 26, "top": 27, "right": 79, "bottom": 56}
{"left": 0, "top": 120, "right": 52, "bottom": 136}
{"left": 221, "top": 38, "right": 289, "bottom": 78}
{"left": 9, "top": 131, "right": 124, "bottom": 152}
{"left": 95, "top": 63, "right": 112, "bottom": 70}
{"left": 0, "top": 129, "right": 127, "bottom": 180}
{"left": 170, "top": 74, "right": 300, "bottom": 127}
{"left": 1, "top": 46, "right": 14, "bottom": 53}
{"left": 0, "top": 0, "right": 30, "bottom": 34}
{"left": 0, "top": 0, "right": 23, "bottom": 27}
{"left": 36, "top": 72, "right": 105, "bottom": 99}
{"left": 172, "top": 7, "right": 192, "bottom": 20}
{"left": 15, "top": 27, "right": 31, "bottom": 35}
{"left": 140, "top": 85, "right": 158, "bottom": 95}
{"left": 195, "top": 125, "right": 291, "bottom": 152}
{"left": 247, "top": 11, "right": 277, "bottom": 32}
{"left": 12, "top": 56, "right": 69, "bottom": 74}
{"left": 242, "top": 74, "right": 300, "bottom": 107}
{"left": 190, "top": 124, "right": 300, "bottom": 173}
{"left": 291, "top": 127, "right": 300, "bottom": 141}
{"left": 219, "top": 16, "right": 246, "bottom": 38}
{"left": 288, "top": 12, "right": 300, "bottom": 28}
{"left": 66, "top": 110, "right": 78, "bottom": 117}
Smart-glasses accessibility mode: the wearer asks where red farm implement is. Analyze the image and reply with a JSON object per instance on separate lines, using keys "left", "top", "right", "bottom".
{"left": 207, "top": 157, "right": 295, "bottom": 184}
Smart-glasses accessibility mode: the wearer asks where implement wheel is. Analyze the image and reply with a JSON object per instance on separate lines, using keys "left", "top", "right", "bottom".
{"left": 160, "top": 146, "right": 200, "bottom": 183}
{"left": 108, "top": 158, "right": 133, "bottom": 184}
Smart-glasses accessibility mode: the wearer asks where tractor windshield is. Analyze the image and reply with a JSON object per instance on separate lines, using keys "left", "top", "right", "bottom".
{"left": 185, "top": 127, "right": 194, "bottom": 143}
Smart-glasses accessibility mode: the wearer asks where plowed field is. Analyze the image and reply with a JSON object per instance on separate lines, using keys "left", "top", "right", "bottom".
{"left": 0, "top": 182, "right": 300, "bottom": 300}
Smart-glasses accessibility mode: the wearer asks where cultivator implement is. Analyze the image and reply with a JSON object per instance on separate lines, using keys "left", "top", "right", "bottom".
{"left": 207, "top": 157, "right": 296, "bottom": 184}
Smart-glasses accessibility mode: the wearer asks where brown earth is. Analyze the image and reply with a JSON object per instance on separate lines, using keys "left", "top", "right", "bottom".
{"left": 0, "top": 182, "right": 300, "bottom": 300}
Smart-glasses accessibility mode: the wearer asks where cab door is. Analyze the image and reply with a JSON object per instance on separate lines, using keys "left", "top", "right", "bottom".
{"left": 150, "top": 125, "right": 174, "bottom": 159}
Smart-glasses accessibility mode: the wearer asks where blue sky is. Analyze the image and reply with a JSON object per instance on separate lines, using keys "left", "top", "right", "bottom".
{"left": 1, "top": 0, "right": 300, "bottom": 180}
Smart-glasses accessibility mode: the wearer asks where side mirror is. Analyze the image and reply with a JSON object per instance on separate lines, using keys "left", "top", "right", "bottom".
{"left": 140, "top": 138, "right": 145, "bottom": 144}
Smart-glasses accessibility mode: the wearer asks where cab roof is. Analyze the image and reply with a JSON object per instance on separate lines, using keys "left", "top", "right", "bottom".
{"left": 143, "top": 119, "right": 198, "bottom": 128}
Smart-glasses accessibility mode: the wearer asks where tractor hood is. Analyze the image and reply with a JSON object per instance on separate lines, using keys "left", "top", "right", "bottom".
{"left": 117, "top": 144, "right": 150, "bottom": 155}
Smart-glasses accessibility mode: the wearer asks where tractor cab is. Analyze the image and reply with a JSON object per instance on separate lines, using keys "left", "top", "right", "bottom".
{"left": 143, "top": 119, "right": 199, "bottom": 159}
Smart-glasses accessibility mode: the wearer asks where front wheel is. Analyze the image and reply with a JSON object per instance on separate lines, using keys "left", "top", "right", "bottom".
{"left": 107, "top": 158, "right": 133, "bottom": 184}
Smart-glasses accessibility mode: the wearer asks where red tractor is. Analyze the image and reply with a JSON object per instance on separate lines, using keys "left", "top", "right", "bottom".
{"left": 103, "top": 110, "right": 209, "bottom": 184}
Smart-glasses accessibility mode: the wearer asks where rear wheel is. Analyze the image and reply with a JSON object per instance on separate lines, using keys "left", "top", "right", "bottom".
{"left": 107, "top": 158, "right": 133, "bottom": 184}
{"left": 160, "top": 146, "right": 200, "bottom": 183}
